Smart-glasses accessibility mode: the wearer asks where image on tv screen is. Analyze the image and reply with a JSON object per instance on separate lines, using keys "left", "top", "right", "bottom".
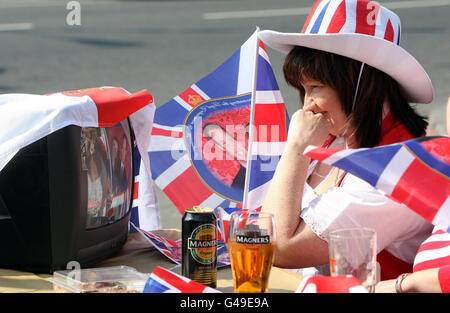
{"left": 81, "top": 120, "right": 133, "bottom": 229}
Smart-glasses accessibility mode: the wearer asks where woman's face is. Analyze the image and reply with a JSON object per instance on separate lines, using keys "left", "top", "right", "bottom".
{"left": 300, "top": 77, "right": 350, "bottom": 137}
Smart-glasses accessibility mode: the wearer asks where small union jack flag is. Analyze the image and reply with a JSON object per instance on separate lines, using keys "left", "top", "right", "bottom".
{"left": 143, "top": 266, "right": 221, "bottom": 293}
{"left": 304, "top": 136, "right": 450, "bottom": 232}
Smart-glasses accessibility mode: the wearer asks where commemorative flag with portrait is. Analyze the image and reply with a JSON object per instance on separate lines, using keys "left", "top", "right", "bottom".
{"left": 149, "top": 29, "right": 288, "bottom": 217}
{"left": 304, "top": 136, "right": 450, "bottom": 232}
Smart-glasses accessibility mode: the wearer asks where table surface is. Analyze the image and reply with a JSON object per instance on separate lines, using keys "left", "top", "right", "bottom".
{"left": 0, "top": 231, "right": 303, "bottom": 293}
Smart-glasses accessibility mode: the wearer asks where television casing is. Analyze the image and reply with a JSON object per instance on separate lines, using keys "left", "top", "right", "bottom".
{"left": 0, "top": 120, "right": 134, "bottom": 273}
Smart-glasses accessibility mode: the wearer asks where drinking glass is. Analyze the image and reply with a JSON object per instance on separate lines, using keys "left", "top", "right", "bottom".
{"left": 228, "top": 210, "right": 276, "bottom": 293}
{"left": 328, "top": 227, "right": 377, "bottom": 292}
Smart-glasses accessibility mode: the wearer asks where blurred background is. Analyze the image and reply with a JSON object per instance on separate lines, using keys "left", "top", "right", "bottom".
{"left": 1, "top": 0, "right": 449, "bottom": 228}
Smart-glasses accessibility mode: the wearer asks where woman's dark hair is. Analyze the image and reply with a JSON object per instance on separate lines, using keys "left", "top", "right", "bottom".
{"left": 283, "top": 46, "right": 428, "bottom": 147}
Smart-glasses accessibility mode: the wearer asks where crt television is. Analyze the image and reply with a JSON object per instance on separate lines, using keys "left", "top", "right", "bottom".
{"left": 0, "top": 118, "right": 135, "bottom": 273}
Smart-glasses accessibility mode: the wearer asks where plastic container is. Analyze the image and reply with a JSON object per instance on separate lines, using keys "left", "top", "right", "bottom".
{"left": 50, "top": 266, "right": 150, "bottom": 293}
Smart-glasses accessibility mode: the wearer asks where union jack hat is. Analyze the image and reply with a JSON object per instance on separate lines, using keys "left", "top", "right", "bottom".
{"left": 259, "top": 0, "right": 434, "bottom": 104}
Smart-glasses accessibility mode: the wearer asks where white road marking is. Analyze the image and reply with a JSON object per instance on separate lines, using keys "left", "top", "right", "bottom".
{"left": 0, "top": 23, "right": 34, "bottom": 32}
{"left": 203, "top": 0, "right": 450, "bottom": 20}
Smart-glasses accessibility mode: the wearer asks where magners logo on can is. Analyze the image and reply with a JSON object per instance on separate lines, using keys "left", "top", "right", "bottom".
{"left": 187, "top": 224, "right": 217, "bottom": 264}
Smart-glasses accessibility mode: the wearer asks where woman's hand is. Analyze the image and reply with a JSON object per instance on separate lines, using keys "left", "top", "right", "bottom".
{"left": 287, "top": 108, "right": 332, "bottom": 149}
{"left": 375, "top": 268, "right": 443, "bottom": 293}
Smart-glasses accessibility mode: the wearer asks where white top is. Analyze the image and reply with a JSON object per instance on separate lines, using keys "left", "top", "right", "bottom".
{"left": 294, "top": 138, "right": 433, "bottom": 276}
{"left": 301, "top": 172, "right": 432, "bottom": 263}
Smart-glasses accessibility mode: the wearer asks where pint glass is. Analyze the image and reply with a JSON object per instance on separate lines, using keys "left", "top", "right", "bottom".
{"left": 228, "top": 210, "right": 276, "bottom": 293}
{"left": 328, "top": 227, "right": 377, "bottom": 292}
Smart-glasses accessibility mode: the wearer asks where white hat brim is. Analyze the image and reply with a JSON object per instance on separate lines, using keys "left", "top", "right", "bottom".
{"left": 258, "top": 30, "right": 434, "bottom": 104}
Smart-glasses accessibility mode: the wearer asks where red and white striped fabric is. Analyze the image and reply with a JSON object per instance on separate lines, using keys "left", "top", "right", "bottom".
{"left": 413, "top": 227, "right": 450, "bottom": 273}
{"left": 296, "top": 275, "right": 368, "bottom": 293}
{"left": 301, "top": 0, "right": 400, "bottom": 44}
{"left": 0, "top": 86, "right": 161, "bottom": 229}
{"left": 412, "top": 228, "right": 450, "bottom": 292}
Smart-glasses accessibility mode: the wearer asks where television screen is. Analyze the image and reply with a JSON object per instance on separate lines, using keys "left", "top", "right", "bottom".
{"left": 0, "top": 119, "right": 135, "bottom": 273}
{"left": 82, "top": 120, "right": 133, "bottom": 230}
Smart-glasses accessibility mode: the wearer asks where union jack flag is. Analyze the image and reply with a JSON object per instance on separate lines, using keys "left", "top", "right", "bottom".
{"left": 304, "top": 136, "right": 450, "bottom": 232}
{"left": 143, "top": 266, "right": 221, "bottom": 293}
{"left": 149, "top": 29, "right": 288, "bottom": 215}
{"left": 413, "top": 228, "right": 450, "bottom": 273}
{"left": 296, "top": 275, "right": 368, "bottom": 293}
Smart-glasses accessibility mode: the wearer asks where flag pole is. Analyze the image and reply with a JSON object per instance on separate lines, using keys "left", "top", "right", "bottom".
{"left": 242, "top": 27, "right": 260, "bottom": 211}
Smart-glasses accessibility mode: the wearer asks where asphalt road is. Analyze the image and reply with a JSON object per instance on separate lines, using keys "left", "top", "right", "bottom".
{"left": 1, "top": 0, "right": 449, "bottom": 228}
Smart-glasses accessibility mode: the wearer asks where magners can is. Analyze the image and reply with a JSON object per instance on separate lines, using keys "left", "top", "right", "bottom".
{"left": 182, "top": 206, "right": 217, "bottom": 288}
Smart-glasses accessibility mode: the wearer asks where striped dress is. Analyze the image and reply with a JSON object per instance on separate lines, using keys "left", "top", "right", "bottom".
{"left": 413, "top": 227, "right": 450, "bottom": 293}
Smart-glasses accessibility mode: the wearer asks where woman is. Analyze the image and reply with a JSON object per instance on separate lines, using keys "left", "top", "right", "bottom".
{"left": 259, "top": 0, "right": 434, "bottom": 280}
